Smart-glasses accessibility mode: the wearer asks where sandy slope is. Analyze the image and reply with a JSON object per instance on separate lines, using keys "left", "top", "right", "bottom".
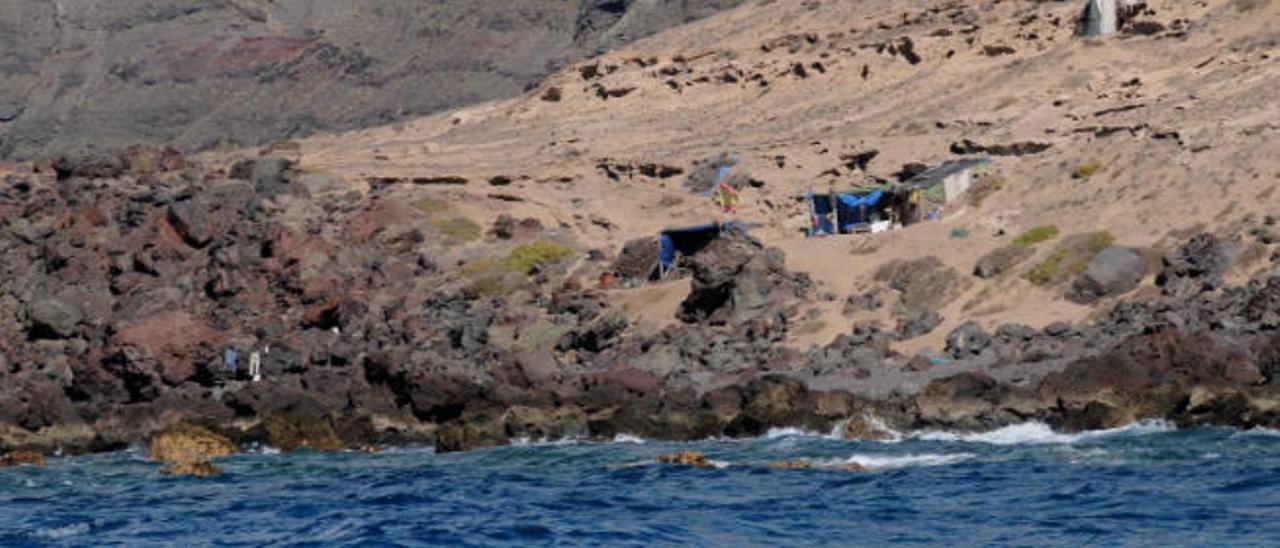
{"left": 259, "top": 0, "right": 1280, "bottom": 353}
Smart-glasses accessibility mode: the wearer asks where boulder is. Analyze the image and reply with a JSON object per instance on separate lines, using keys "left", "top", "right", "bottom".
{"left": 896, "top": 310, "right": 942, "bottom": 340}
{"left": 27, "top": 297, "right": 83, "bottom": 339}
{"left": 148, "top": 422, "right": 237, "bottom": 464}
{"left": 678, "top": 231, "right": 809, "bottom": 326}
{"left": 1157, "top": 234, "right": 1240, "bottom": 298}
{"left": 1068, "top": 246, "right": 1148, "bottom": 304}
{"left": 229, "top": 157, "right": 307, "bottom": 199}
{"left": 945, "top": 321, "right": 991, "bottom": 359}
{"left": 435, "top": 415, "right": 507, "bottom": 453}
{"left": 264, "top": 412, "right": 345, "bottom": 452}
{"left": 167, "top": 202, "right": 216, "bottom": 248}
{"left": 52, "top": 151, "right": 124, "bottom": 180}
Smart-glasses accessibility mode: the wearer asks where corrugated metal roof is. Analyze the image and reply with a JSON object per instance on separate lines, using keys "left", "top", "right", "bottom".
{"left": 904, "top": 158, "right": 992, "bottom": 187}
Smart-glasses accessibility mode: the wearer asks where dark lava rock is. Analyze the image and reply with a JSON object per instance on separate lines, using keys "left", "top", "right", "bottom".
{"left": 896, "top": 310, "right": 943, "bottom": 340}
{"left": 1068, "top": 246, "right": 1148, "bottom": 304}
{"left": 1157, "top": 234, "right": 1240, "bottom": 298}
{"left": 678, "top": 231, "right": 810, "bottom": 326}
{"left": 27, "top": 298, "right": 83, "bottom": 339}
{"left": 945, "top": 321, "right": 991, "bottom": 360}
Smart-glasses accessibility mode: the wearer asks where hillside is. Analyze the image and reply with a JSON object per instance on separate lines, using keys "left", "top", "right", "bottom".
{"left": 282, "top": 0, "right": 1280, "bottom": 353}
{"left": 0, "top": 0, "right": 742, "bottom": 160}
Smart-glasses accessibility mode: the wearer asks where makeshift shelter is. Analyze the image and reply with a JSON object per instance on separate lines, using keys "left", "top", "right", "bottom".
{"left": 806, "top": 158, "right": 991, "bottom": 236}
{"left": 901, "top": 158, "right": 991, "bottom": 204}
{"left": 657, "top": 221, "right": 747, "bottom": 278}
{"left": 807, "top": 189, "right": 893, "bottom": 235}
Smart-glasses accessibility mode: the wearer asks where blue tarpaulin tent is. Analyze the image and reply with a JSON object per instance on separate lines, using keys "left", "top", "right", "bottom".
{"left": 658, "top": 222, "right": 746, "bottom": 271}
{"left": 807, "top": 190, "right": 886, "bottom": 235}
{"left": 836, "top": 190, "right": 884, "bottom": 231}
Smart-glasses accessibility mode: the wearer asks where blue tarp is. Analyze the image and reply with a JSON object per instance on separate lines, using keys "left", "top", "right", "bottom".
{"left": 808, "top": 191, "right": 885, "bottom": 235}
{"left": 658, "top": 222, "right": 745, "bottom": 269}
{"left": 836, "top": 190, "right": 883, "bottom": 230}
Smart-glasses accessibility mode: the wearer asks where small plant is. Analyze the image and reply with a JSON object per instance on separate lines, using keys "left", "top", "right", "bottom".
{"left": 431, "top": 217, "right": 482, "bottom": 242}
{"left": 1024, "top": 249, "right": 1074, "bottom": 285}
{"left": 504, "top": 239, "right": 575, "bottom": 273}
{"left": 1072, "top": 160, "right": 1105, "bottom": 179}
{"left": 411, "top": 196, "right": 450, "bottom": 215}
{"left": 1013, "top": 225, "right": 1060, "bottom": 247}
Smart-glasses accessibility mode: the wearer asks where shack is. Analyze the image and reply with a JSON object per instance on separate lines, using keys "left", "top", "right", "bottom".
{"left": 900, "top": 158, "right": 991, "bottom": 204}
{"left": 805, "top": 158, "right": 991, "bottom": 236}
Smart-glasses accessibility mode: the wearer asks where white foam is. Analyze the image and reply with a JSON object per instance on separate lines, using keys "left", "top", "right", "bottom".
{"left": 912, "top": 420, "right": 1174, "bottom": 446}
{"left": 764, "top": 427, "right": 816, "bottom": 439}
{"left": 1238, "top": 427, "right": 1280, "bottom": 438}
{"left": 31, "top": 522, "right": 90, "bottom": 540}
{"left": 842, "top": 452, "right": 975, "bottom": 470}
{"left": 612, "top": 434, "right": 646, "bottom": 444}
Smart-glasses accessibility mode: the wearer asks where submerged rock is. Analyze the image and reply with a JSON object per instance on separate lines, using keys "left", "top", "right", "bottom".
{"left": 1, "top": 451, "right": 47, "bottom": 468}
{"left": 656, "top": 450, "right": 710, "bottom": 468}
{"left": 159, "top": 461, "right": 222, "bottom": 477}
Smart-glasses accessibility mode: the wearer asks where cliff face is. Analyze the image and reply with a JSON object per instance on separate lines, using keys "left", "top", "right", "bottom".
{"left": 0, "top": 0, "right": 742, "bottom": 160}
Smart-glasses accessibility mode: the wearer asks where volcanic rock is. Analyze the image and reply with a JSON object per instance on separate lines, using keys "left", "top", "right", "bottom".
{"left": 656, "top": 450, "right": 710, "bottom": 467}
{"left": 1069, "top": 246, "right": 1149, "bottom": 304}
{"left": 1, "top": 451, "right": 46, "bottom": 468}
{"left": 148, "top": 422, "right": 237, "bottom": 464}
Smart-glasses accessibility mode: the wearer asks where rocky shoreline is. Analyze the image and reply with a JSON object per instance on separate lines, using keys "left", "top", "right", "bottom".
{"left": 2, "top": 151, "right": 1278, "bottom": 469}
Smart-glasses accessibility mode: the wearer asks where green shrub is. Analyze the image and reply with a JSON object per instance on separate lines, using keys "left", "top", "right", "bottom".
{"left": 1023, "top": 230, "right": 1116, "bottom": 286}
{"left": 1072, "top": 160, "right": 1105, "bottom": 179}
{"left": 504, "top": 239, "right": 574, "bottom": 273}
{"left": 411, "top": 196, "right": 451, "bottom": 215}
{"left": 1024, "top": 249, "right": 1074, "bottom": 285}
{"left": 431, "top": 217, "right": 482, "bottom": 242}
{"left": 1013, "top": 225, "right": 1060, "bottom": 247}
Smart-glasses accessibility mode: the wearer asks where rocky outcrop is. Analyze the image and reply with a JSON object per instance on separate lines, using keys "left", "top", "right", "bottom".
{"left": 678, "top": 231, "right": 810, "bottom": 327}
{"left": 148, "top": 423, "right": 237, "bottom": 464}
{"left": 1, "top": 159, "right": 1278, "bottom": 459}
{"left": 1157, "top": 233, "right": 1240, "bottom": 298}
{"left": 148, "top": 422, "right": 236, "bottom": 476}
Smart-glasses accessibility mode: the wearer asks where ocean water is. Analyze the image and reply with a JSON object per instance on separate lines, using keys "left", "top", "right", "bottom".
{"left": 2, "top": 423, "right": 1279, "bottom": 546}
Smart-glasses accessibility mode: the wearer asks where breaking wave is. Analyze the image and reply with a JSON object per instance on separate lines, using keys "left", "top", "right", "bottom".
{"left": 912, "top": 420, "right": 1175, "bottom": 446}
{"left": 841, "top": 452, "right": 976, "bottom": 470}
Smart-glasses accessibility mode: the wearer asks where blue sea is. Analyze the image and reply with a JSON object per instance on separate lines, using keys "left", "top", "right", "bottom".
{"left": 2, "top": 422, "right": 1279, "bottom": 546}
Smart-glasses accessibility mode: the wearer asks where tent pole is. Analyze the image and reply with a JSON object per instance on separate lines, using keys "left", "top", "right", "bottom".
{"left": 828, "top": 186, "right": 839, "bottom": 235}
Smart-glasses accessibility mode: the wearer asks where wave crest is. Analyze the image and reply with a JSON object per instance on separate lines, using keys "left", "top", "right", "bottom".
{"left": 912, "top": 420, "right": 1175, "bottom": 445}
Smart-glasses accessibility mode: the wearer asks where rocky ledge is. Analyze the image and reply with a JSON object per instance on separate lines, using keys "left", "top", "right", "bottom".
{"left": 1, "top": 151, "right": 1278, "bottom": 464}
